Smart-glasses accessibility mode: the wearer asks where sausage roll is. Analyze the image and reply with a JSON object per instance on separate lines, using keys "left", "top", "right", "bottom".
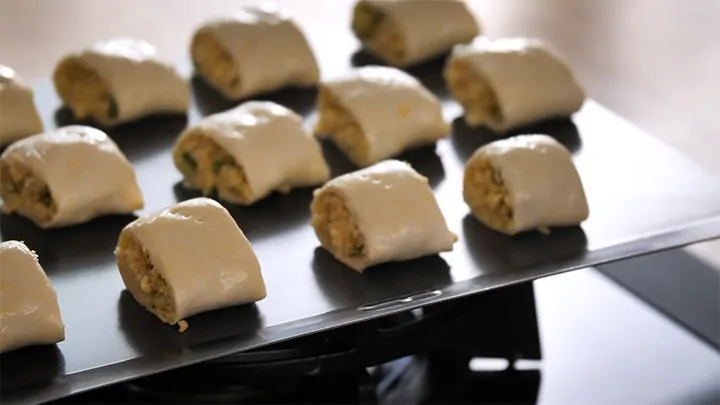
{"left": 315, "top": 65, "right": 449, "bottom": 167}
{"left": 311, "top": 159, "right": 457, "bottom": 272}
{"left": 445, "top": 37, "right": 586, "bottom": 132}
{"left": 53, "top": 38, "right": 189, "bottom": 126}
{"left": 0, "top": 126, "right": 144, "bottom": 228}
{"left": 0, "top": 65, "right": 44, "bottom": 145}
{"left": 116, "top": 197, "right": 267, "bottom": 331}
{"left": 0, "top": 241, "right": 65, "bottom": 353}
{"left": 190, "top": 3, "right": 319, "bottom": 100}
{"left": 173, "top": 101, "right": 330, "bottom": 205}
{"left": 463, "top": 134, "right": 589, "bottom": 235}
{"left": 351, "top": 0, "right": 480, "bottom": 67}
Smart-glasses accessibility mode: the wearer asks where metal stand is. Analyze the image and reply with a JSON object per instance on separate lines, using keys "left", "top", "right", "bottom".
{"left": 51, "top": 283, "right": 543, "bottom": 404}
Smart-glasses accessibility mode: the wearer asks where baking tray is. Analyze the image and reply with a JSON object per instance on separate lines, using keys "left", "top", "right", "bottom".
{"left": 2, "top": 50, "right": 720, "bottom": 404}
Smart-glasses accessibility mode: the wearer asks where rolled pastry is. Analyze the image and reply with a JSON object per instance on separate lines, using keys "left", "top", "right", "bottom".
{"left": 463, "top": 134, "right": 589, "bottom": 235}
{"left": 444, "top": 37, "right": 585, "bottom": 132}
{"left": 53, "top": 38, "right": 189, "bottom": 126}
{"left": 173, "top": 101, "right": 330, "bottom": 205}
{"left": 315, "top": 65, "right": 449, "bottom": 167}
{"left": 0, "top": 125, "right": 144, "bottom": 228}
{"left": 0, "top": 65, "right": 44, "bottom": 145}
{"left": 115, "top": 197, "right": 267, "bottom": 331}
{"left": 190, "top": 3, "right": 319, "bottom": 100}
{"left": 311, "top": 159, "right": 457, "bottom": 272}
{"left": 351, "top": 0, "right": 480, "bottom": 67}
{"left": 0, "top": 241, "right": 65, "bottom": 353}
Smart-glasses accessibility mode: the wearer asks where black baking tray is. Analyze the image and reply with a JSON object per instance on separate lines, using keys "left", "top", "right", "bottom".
{"left": 2, "top": 49, "right": 720, "bottom": 404}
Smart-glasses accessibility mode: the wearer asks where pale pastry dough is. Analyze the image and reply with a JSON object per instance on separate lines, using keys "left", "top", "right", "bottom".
{"left": 311, "top": 159, "right": 457, "bottom": 272}
{"left": 0, "top": 65, "right": 44, "bottom": 145}
{"left": 115, "top": 197, "right": 267, "bottom": 331}
{"left": 53, "top": 38, "right": 189, "bottom": 126}
{"left": 351, "top": 0, "right": 480, "bottom": 67}
{"left": 173, "top": 101, "right": 330, "bottom": 205}
{"left": 315, "top": 65, "right": 449, "bottom": 167}
{"left": 445, "top": 37, "right": 586, "bottom": 132}
{"left": 0, "top": 241, "right": 65, "bottom": 353}
{"left": 463, "top": 134, "right": 589, "bottom": 235}
{"left": 190, "top": 2, "right": 319, "bottom": 99}
{"left": 0, "top": 125, "right": 144, "bottom": 228}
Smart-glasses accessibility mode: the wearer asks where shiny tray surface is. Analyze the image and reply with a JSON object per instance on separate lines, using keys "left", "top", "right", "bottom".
{"left": 2, "top": 53, "right": 720, "bottom": 404}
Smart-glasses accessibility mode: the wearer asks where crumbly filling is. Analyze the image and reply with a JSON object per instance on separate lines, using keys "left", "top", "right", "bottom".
{"left": 191, "top": 30, "right": 241, "bottom": 98}
{"left": 444, "top": 59, "right": 503, "bottom": 127}
{"left": 463, "top": 156, "right": 514, "bottom": 233}
{"left": 173, "top": 131, "right": 253, "bottom": 205}
{"left": 0, "top": 160, "right": 58, "bottom": 224}
{"left": 311, "top": 191, "right": 366, "bottom": 259}
{"left": 116, "top": 234, "right": 186, "bottom": 331}
{"left": 352, "top": 2, "right": 407, "bottom": 65}
{"left": 53, "top": 58, "right": 118, "bottom": 123}
{"left": 314, "top": 88, "right": 370, "bottom": 167}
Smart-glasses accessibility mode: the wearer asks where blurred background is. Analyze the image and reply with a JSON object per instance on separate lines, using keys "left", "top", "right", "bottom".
{"left": 1, "top": 0, "right": 718, "bottom": 403}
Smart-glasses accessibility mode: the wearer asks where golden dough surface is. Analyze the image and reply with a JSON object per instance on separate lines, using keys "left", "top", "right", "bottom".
{"left": 314, "top": 88, "right": 370, "bottom": 167}
{"left": 0, "top": 160, "right": 57, "bottom": 224}
{"left": 463, "top": 155, "right": 514, "bottom": 233}
{"left": 444, "top": 59, "right": 502, "bottom": 127}
{"left": 53, "top": 58, "right": 117, "bottom": 123}
{"left": 173, "top": 130, "right": 253, "bottom": 205}
{"left": 191, "top": 30, "right": 241, "bottom": 99}
{"left": 311, "top": 191, "right": 366, "bottom": 260}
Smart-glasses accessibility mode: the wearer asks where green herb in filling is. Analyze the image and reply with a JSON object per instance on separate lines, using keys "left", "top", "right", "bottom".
{"left": 182, "top": 152, "right": 197, "bottom": 172}
{"left": 212, "top": 160, "right": 224, "bottom": 174}
{"left": 108, "top": 98, "right": 119, "bottom": 120}
{"left": 38, "top": 188, "right": 53, "bottom": 207}
{"left": 349, "top": 243, "right": 365, "bottom": 257}
{"left": 352, "top": 3, "right": 384, "bottom": 40}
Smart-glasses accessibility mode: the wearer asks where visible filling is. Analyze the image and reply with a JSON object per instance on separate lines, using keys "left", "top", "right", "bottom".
{"left": 116, "top": 234, "right": 187, "bottom": 332}
{"left": 314, "top": 88, "right": 370, "bottom": 167}
{"left": 173, "top": 131, "right": 253, "bottom": 205}
{"left": 444, "top": 59, "right": 503, "bottom": 127}
{"left": 463, "top": 156, "right": 514, "bottom": 233}
{"left": 0, "top": 160, "right": 58, "bottom": 224}
{"left": 352, "top": 2, "right": 407, "bottom": 65}
{"left": 53, "top": 58, "right": 118, "bottom": 123}
{"left": 311, "top": 191, "right": 366, "bottom": 259}
{"left": 191, "top": 30, "right": 241, "bottom": 98}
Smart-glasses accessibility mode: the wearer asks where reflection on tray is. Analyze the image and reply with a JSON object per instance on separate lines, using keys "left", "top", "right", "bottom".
{"left": 0, "top": 213, "right": 136, "bottom": 274}
{"left": 117, "top": 291, "right": 263, "bottom": 356}
{"left": 350, "top": 50, "right": 450, "bottom": 99}
{"left": 54, "top": 107, "right": 188, "bottom": 162}
{"left": 462, "top": 214, "right": 588, "bottom": 272}
{"left": 172, "top": 182, "right": 313, "bottom": 241}
{"left": 190, "top": 75, "right": 318, "bottom": 118}
{"left": 0, "top": 345, "right": 65, "bottom": 392}
{"left": 311, "top": 247, "right": 453, "bottom": 308}
{"left": 450, "top": 116, "right": 582, "bottom": 162}
{"left": 319, "top": 139, "right": 446, "bottom": 188}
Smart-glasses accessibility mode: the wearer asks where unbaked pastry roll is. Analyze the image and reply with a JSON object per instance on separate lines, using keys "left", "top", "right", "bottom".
{"left": 311, "top": 159, "right": 457, "bottom": 272}
{"left": 445, "top": 37, "right": 585, "bottom": 132}
{"left": 351, "top": 0, "right": 480, "bottom": 67}
{"left": 115, "top": 197, "right": 267, "bottom": 331}
{"left": 0, "top": 241, "right": 65, "bottom": 353}
{"left": 173, "top": 101, "right": 330, "bottom": 205}
{"left": 0, "top": 65, "right": 44, "bottom": 145}
{"left": 0, "top": 125, "right": 144, "bottom": 228}
{"left": 190, "top": 3, "right": 319, "bottom": 100}
{"left": 315, "top": 65, "right": 449, "bottom": 167}
{"left": 463, "top": 134, "right": 589, "bottom": 235}
{"left": 53, "top": 38, "right": 189, "bottom": 126}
